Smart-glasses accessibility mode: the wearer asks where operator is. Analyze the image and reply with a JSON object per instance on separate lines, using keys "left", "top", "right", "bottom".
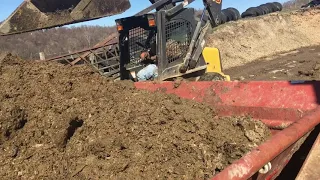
{"left": 301, "top": 0, "right": 320, "bottom": 8}
{"left": 136, "top": 42, "right": 158, "bottom": 81}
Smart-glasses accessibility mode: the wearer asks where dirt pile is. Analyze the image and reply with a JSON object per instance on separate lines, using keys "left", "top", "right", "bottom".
{"left": 0, "top": 53, "right": 270, "bottom": 179}
{"left": 207, "top": 7, "right": 320, "bottom": 69}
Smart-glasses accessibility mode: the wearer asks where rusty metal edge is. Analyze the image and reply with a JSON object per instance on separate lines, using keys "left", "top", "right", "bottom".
{"left": 1, "top": 0, "right": 131, "bottom": 36}
{"left": 0, "top": 2, "right": 28, "bottom": 35}
{"left": 70, "top": 33, "right": 118, "bottom": 65}
{"left": 211, "top": 107, "right": 320, "bottom": 180}
{"left": 36, "top": 38, "right": 118, "bottom": 62}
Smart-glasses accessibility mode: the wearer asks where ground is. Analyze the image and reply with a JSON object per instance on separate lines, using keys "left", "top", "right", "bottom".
{"left": 226, "top": 45, "right": 320, "bottom": 81}
{"left": 0, "top": 53, "right": 270, "bottom": 180}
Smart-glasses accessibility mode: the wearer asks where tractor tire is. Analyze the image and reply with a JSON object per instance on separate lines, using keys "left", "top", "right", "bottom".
{"left": 257, "top": 5, "right": 268, "bottom": 15}
{"left": 241, "top": 8, "right": 261, "bottom": 18}
{"left": 273, "top": 2, "right": 283, "bottom": 11}
{"left": 241, "top": 10, "right": 256, "bottom": 18}
{"left": 198, "top": 73, "right": 226, "bottom": 81}
{"left": 266, "top": 3, "right": 278, "bottom": 12}
{"left": 222, "top": 9, "right": 234, "bottom": 22}
{"left": 259, "top": 4, "right": 272, "bottom": 14}
{"left": 248, "top": 7, "right": 264, "bottom": 16}
{"left": 220, "top": 11, "right": 228, "bottom": 24}
{"left": 227, "top": 8, "right": 241, "bottom": 21}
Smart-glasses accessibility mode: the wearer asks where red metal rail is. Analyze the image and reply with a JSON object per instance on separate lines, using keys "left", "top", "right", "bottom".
{"left": 38, "top": 37, "right": 118, "bottom": 64}
{"left": 36, "top": 37, "right": 120, "bottom": 78}
{"left": 70, "top": 33, "right": 118, "bottom": 65}
{"left": 211, "top": 107, "right": 320, "bottom": 180}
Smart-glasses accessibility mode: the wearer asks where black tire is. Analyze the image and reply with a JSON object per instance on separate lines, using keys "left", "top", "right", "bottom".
{"left": 241, "top": 10, "right": 256, "bottom": 18}
{"left": 259, "top": 4, "right": 272, "bottom": 14}
{"left": 220, "top": 11, "right": 228, "bottom": 24}
{"left": 272, "top": 2, "right": 283, "bottom": 11}
{"left": 266, "top": 3, "right": 278, "bottom": 12}
{"left": 241, "top": 7, "right": 261, "bottom": 18}
{"left": 257, "top": 7, "right": 266, "bottom": 15}
{"left": 247, "top": 7, "right": 264, "bottom": 16}
{"left": 257, "top": 5, "right": 268, "bottom": 15}
{"left": 198, "top": 73, "right": 225, "bottom": 81}
{"left": 224, "top": 9, "right": 237, "bottom": 21}
{"left": 227, "top": 8, "right": 241, "bottom": 20}
{"left": 222, "top": 9, "right": 234, "bottom": 22}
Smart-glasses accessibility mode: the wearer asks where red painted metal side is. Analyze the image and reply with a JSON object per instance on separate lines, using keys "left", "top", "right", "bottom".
{"left": 135, "top": 81, "right": 319, "bottom": 124}
{"left": 135, "top": 81, "right": 318, "bottom": 110}
{"left": 134, "top": 81, "right": 320, "bottom": 180}
{"left": 296, "top": 131, "right": 320, "bottom": 180}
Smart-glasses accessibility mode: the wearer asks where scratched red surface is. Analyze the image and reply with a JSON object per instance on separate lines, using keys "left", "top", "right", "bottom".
{"left": 135, "top": 81, "right": 319, "bottom": 123}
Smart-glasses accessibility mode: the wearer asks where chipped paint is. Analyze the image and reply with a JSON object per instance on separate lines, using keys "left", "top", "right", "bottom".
{"left": 228, "top": 158, "right": 253, "bottom": 179}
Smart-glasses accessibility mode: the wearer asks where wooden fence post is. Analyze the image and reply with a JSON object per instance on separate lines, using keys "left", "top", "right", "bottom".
{"left": 39, "top": 52, "right": 46, "bottom": 60}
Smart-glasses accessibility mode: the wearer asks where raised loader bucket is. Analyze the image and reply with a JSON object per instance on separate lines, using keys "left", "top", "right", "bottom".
{"left": 0, "top": 0, "right": 131, "bottom": 36}
{"left": 135, "top": 81, "right": 320, "bottom": 180}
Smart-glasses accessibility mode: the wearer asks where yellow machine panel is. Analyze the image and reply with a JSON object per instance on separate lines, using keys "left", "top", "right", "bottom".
{"left": 203, "top": 47, "right": 230, "bottom": 81}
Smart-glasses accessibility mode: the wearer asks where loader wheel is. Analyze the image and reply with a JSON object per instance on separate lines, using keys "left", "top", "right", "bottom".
{"left": 198, "top": 73, "right": 225, "bottom": 81}
{"left": 273, "top": 2, "right": 283, "bottom": 11}
{"left": 226, "top": 8, "right": 241, "bottom": 21}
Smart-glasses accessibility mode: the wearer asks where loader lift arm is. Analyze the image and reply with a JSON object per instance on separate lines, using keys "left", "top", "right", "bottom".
{"left": 0, "top": 0, "right": 223, "bottom": 36}
{"left": 0, "top": 0, "right": 131, "bottom": 36}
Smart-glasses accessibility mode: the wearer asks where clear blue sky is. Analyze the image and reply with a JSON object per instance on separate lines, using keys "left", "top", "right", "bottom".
{"left": 1, "top": 0, "right": 288, "bottom": 27}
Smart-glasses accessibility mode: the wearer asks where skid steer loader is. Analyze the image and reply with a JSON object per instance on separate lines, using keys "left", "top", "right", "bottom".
{"left": 0, "top": 0, "right": 231, "bottom": 81}
{"left": 116, "top": 0, "right": 230, "bottom": 81}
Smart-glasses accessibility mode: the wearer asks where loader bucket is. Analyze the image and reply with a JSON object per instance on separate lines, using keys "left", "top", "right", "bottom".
{"left": 0, "top": 0, "right": 131, "bottom": 36}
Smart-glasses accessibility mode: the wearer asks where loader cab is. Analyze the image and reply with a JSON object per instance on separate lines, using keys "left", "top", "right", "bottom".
{"left": 116, "top": 13, "right": 158, "bottom": 80}
{"left": 116, "top": 7, "right": 201, "bottom": 81}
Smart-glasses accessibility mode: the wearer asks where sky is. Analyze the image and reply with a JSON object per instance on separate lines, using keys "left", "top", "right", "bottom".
{"left": 0, "top": 0, "right": 288, "bottom": 27}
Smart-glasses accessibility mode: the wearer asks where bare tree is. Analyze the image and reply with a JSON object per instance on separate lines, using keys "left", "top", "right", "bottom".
{"left": 0, "top": 25, "right": 117, "bottom": 60}
{"left": 283, "top": 0, "right": 312, "bottom": 10}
